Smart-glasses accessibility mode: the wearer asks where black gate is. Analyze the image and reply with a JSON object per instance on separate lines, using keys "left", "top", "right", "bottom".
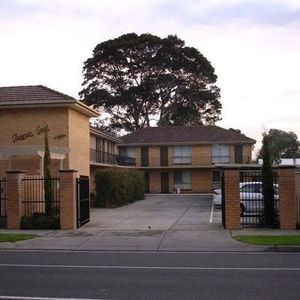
{"left": 76, "top": 176, "right": 90, "bottom": 228}
{"left": 0, "top": 179, "right": 7, "bottom": 228}
{"left": 221, "top": 173, "right": 226, "bottom": 228}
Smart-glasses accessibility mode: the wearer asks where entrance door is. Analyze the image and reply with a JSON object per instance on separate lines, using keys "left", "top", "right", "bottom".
{"left": 161, "top": 172, "right": 169, "bottom": 193}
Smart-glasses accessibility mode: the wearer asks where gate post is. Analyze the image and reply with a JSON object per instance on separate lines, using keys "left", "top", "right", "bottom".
{"left": 6, "top": 171, "right": 26, "bottom": 229}
{"left": 224, "top": 168, "right": 241, "bottom": 230}
{"left": 59, "top": 169, "right": 78, "bottom": 230}
{"left": 278, "top": 166, "right": 297, "bottom": 230}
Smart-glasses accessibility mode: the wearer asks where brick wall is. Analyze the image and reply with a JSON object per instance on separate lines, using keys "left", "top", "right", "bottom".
{"left": 68, "top": 109, "right": 90, "bottom": 176}
{"left": 278, "top": 168, "right": 297, "bottom": 230}
{"left": 224, "top": 169, "right": 241, "bottom": 229}
{"left": 192, "top": 145, "right": 211, "bottom": 165}
{"left": 191, "top": 169, "right": 212, "bottom": 193}
{"left": 149, "top": 146, "right": 160, "bottom": 167}
{"left": 0, "top": 107, "right": 69, "bottom": 175}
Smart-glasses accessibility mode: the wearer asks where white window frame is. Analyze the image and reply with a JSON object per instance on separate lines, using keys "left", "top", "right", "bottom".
{"left": 173, "top": 145, "right": 191, "bottom": 164}
{"left": 212, "top": 144, "right": 230, "bottom": 163}
{"left": 119, "top": 146, "right": 136, "bottom": 158}
{"left": 173, "top": 171, "right": 192, "bottom": 190}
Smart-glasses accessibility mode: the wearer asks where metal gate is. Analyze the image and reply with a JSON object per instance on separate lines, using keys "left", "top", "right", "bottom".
{"left": 296, "top": 172, "right": 300, "bottom": 227}
{"left": 0, "top": 179, "right": 7, "bottom": 228}
{"left": 76, "top": 175, "right": 90, "bottom": 228}
{"left": 221, "top": 173, "right": 226, "bottom": 228}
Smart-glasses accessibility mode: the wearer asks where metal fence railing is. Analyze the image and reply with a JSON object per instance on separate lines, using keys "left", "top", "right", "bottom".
{"left": 22, "top": 176, "right": 60, "bottom": 217}
{"left": 296, "top": 172, "right": 300, "bottom": 227}
{"left": 0, "top": 179, "right": 7, "bottom": 218}
{"left": 240, "top": 171, "right": 279, "bottom": 228}
{"left": 90, "top": 149, "right": 136, "bottom": 166}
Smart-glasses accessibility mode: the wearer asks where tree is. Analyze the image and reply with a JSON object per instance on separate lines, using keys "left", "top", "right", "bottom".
{"left": 80, "top": 33, "right": 221, "bottom": 133}
{"left": 257, "top": 129, "right": 300, "bottom": 164}
{"left": 261, "top": 134, "right": 276, "bottom": 227}
{"left": 44, "top": 130, "right": 53, "bottom": 215}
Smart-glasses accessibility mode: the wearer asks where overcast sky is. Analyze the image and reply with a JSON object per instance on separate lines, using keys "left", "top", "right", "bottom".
{"left": 1, "top": 0, "right": 299, "bottom": 154}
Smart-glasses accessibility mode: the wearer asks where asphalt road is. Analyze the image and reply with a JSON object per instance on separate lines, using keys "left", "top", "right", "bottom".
{"left": 0, "top": 250, "right": 299, "bottom": 300}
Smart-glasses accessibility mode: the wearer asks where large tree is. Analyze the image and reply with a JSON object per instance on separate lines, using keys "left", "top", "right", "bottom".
{"left": 257, "top": 129, "right": 300, "bottom": 164}
{"left": 80, "top": 33, "right": 221, "bottom": 133}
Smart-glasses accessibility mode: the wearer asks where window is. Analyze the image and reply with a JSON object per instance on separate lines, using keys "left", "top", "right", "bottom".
{"left": 173, "top": 171, "right": 192, "bottom": 190}
{"left": 160, "top": 146, "right": 168, "bottom": 166}
{"left": 173, "top": 146, "right": 191, "bottom": 164}
{"left": 119, "top": 146, "right": 136, "bottom": 158}
{"left": 141, "top": 147, "right": 149, "bottom": 167}
{"left": 118, "top": 146, "right": 136, "bottom": 166}
{"left": 212, "top": 144, "right": 230, "bottom": 163}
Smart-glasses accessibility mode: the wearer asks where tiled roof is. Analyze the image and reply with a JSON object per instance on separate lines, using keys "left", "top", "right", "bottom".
{"left": 120, "top": 126, "right": 256, "bottom": 145}
{"left": 90, "top": 126, "right": 122, "bottom": 143}
{"left": 0, "top": 85, "right": 76, "bottom": 105}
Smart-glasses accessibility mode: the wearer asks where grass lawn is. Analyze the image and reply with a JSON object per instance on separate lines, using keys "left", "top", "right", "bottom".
{"left": 234, "top": 235, "right": 300, "bottom": 245}
{"left": 0, "top": 233, "right": 36, "bottom": 243}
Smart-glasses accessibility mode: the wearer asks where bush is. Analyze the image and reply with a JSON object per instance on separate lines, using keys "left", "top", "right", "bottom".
{"left": 20, "top": 213, "right": 60, "bottom": 230}
{"left": 95, "top": 168, "right": 145, "bottom": 208}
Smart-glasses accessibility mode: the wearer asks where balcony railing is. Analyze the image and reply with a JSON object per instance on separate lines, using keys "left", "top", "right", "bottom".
{"left": 90, "top": 149, "right": 136, "bottom": 166}
{"left": 173, "top": 156, "right": 191, "bottom": 165}
{"left": 211, "top": 155, "right": 231, "bottom": 164}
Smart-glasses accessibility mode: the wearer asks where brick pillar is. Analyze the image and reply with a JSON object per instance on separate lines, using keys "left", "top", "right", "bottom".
{"left": 59, "top": 169, "right": 78, "bottom": 230}
{"left": 6, "top": 171, "right": 26, "bottom": 229}
{"left": 278, "top": 167, "right": 296, "bottom": 230}
{"left": 224, "top": 169, "right": 241, "bottom": 229}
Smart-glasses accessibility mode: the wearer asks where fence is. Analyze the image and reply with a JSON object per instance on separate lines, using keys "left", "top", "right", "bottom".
{"left": 296, "top": 172, "right": 300, "bottom": 227}
{"left": 22, "top": 176, "right": 60, "bottom": 217}
{"left": 0, "top": 179, "right": 6, "bottom": 218}
{"left": 239, "top": 171, "right": 279, "bottom": 228}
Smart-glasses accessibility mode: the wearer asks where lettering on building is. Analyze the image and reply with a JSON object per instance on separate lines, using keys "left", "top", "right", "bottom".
{"left": 12, "top": 124, "right": 50, "bottom": 143}
{"left": 36, "top": 125, "right": 49, "bottom": 135}
{"left": 12, "top": 131, "right": 34, "bottom": 143}
{"left": 54, "top": 134, "right": 66, "bottom": 140}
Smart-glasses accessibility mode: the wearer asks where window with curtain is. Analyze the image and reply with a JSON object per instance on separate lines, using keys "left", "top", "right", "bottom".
{"left": 173, "top": 145, "right": 191, "bottom": 164}
{"left": 212, "top": 144, "right": 230, "bottom": 163}
{"left": 118, "top": 146, "right": 136, "bottom": 166}
{"left": 119, "top": 146, "right": 136, "bottom": 158}
{"left": 173, "top": 171, "right": 192, "bottom": 190}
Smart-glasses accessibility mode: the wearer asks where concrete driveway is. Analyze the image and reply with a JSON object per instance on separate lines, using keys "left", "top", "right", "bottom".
{"left": 88, "top": 194, "right": 221, "bottom": 231}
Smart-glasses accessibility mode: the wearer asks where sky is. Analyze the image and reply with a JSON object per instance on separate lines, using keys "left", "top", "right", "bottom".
{"left": 0, "top": 0, "right": 299, "bottom": 155}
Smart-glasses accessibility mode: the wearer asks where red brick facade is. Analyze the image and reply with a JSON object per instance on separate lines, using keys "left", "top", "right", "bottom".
{"left": 278, "top": 168, "right": 297, "bottom": 230}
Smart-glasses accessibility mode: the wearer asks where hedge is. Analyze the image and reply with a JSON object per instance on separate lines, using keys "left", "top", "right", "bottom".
{"left": 95, "top": 168, "right": 145, "bottom": 207}
{"left": 20, "top": 213, "right": 60, "bottom": 230}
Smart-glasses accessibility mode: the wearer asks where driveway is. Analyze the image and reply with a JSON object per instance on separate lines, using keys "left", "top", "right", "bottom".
{"left": 0, "top": 194, "right": 261, "bottom": 251}
{"left": 88, "top": 194, "right": 221, "bottom": 231}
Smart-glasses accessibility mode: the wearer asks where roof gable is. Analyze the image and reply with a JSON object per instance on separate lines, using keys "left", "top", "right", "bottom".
{"left": 0, "top": 85, "right": 76, "bottom": 105}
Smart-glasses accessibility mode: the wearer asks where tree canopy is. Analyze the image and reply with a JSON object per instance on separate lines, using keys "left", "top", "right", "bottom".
{"left": 80, "top": 33, "right": 221, "bottom": 133}
{"left": 257, "top": 129, "right": 300, "bottom": 163}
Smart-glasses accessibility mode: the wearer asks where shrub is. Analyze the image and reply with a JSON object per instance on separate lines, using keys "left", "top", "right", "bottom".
{"left": 20, "top": 213, "right": 60, "bottom": 230}
{"left": 95, "top": 168, "right": 145, "bottom": 208}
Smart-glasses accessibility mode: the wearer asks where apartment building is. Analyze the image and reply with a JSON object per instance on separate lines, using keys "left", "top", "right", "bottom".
{"left": 118, "top": 127, "right": 256, "bottom": 193}
{"left": 0, "top": 85, "right": 98, "bottom": 177}
{"left": 0, "top": 85, "right": 256, "bottom": 195}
